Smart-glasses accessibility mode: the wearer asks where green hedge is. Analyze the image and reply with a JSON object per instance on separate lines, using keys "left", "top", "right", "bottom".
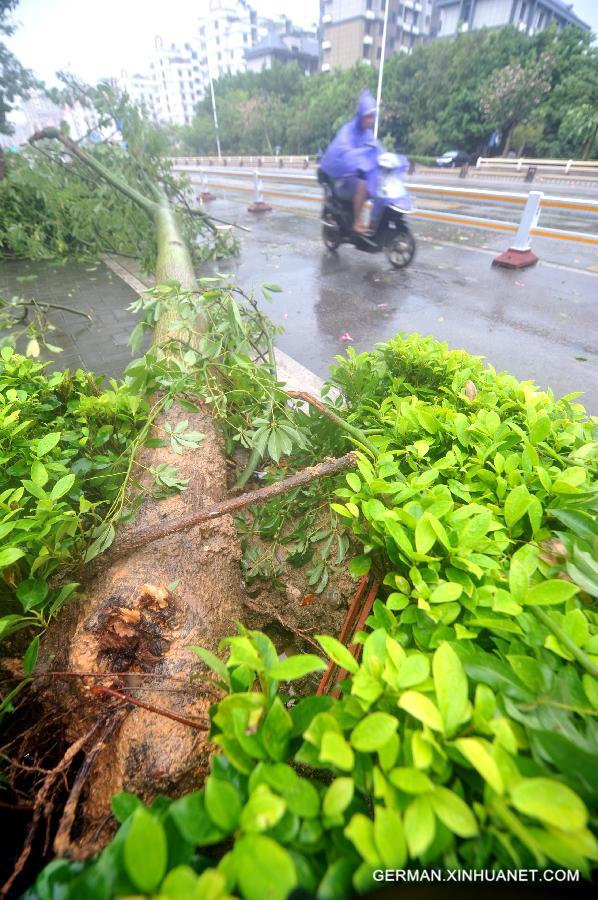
{"left": 25, "top": 334, "right": 598, "bottom": 899}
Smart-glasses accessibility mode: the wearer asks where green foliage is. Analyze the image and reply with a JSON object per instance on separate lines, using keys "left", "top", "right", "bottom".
{"left": 0, "top": 80, "right": 236, "bottom": 269}
{"left": 179, "top": 26, "right": 597, "bottom": 159}
{"left": 0, "top": 346, "right": 147, "bottom": 671}
{"left": 25, "top": 333, "right": 598, "bottom": 897}
{"left": 0, "top": 0, "right": 37, "bottom": 136}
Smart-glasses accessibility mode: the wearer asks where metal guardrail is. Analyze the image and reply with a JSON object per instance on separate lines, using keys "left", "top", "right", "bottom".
{"left": 172, "top": 162, "right": 598, "bottom": 249}
{"left": 476, "top": 156, "right": 598, "bottom": 177}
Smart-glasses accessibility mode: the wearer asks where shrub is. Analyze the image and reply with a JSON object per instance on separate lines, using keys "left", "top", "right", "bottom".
{"left": 24, "top": 334, "right": 598, "bottom": 897}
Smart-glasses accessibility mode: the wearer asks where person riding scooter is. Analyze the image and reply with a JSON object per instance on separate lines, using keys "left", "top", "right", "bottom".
{"left": 319, "top": 89, "right": 381, "bottom": 234}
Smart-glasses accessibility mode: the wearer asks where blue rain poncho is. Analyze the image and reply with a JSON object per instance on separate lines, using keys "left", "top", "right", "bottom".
{"left": 320, "top": 90, "right": 382, "bottom": 187}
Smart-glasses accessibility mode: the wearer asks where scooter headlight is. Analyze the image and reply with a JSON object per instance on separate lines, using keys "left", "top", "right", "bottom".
{"left": 379, "top": 174, "right": 405, "bottom": 199}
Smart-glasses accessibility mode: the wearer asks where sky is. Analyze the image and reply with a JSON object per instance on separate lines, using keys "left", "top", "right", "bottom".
{"left": 6, "top": 0, "right": 320, "bottom": 85}
{"left": 5, "top": 0, "right": 597, "bottom": 86}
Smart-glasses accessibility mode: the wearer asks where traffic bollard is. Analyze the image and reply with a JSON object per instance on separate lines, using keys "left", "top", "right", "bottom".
{"left": 198, "top": 167, "right": 216, "bottom": 202}
{"left": 248, "top": 170, "right": 272, "bottom": 213}
{"left": 493, "top": 190, "right": 543, "bottom": 269}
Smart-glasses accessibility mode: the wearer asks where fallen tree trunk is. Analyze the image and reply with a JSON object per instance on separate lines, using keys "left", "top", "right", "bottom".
{"left": 29, "top": 129, "right": 245, "bottom": 856}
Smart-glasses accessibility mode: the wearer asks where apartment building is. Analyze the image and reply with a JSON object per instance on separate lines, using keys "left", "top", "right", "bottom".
{"left": 320, "top": 0, "right": 435, "bottom": 71}
{"left": 198, "top": 0, "right": 262, "bottom": 82}
{"left": 245, "top": 17, "right": 319, "bottom": 74}
{"left": 434, "top": 0, "right": 590, "bottom": 37}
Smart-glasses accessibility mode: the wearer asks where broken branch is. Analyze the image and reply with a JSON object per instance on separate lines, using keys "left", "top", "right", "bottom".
{"left": 89, "top": 685, "right": 209, "bottom": 731}
{"left": 286, "top": 391, "right": 377, "bottom": 455}
{"left": 114, "top": 452, "right": 357, "bottom": 557}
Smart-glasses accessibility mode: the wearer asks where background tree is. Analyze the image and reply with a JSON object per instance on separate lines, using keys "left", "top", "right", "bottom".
{"left": 0, "top": 0, "right": 36, "bottom": 176}
{"left": 479, "top": 52, "right": 554, "bottom": 153}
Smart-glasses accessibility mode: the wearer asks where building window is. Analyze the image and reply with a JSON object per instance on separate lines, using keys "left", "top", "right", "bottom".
{"left": 379, "top": 21, "right": 383, "bottom": 34}
{"left": 519, "top": 2, "right": 528, "bottom": 20}
{"left": 366, "top": 0, "right": 372, "bottom": 8}
{"left": 363, "top": 43, "right": 370, "bottom": 58}
{"left": 377, "top": 46, "right": 382, "bottom": 60}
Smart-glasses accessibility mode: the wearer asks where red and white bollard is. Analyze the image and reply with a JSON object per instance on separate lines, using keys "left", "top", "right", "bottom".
{"left": 248, "top": 170, "right": 272, "bottom": 213}
{"left": 493, "top": 190, "right": 543, "bottom": 269}
{"left": 198, "top": 168, "right": 216, "bottom": 202}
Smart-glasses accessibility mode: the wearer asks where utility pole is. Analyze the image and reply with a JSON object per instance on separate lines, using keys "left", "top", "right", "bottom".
{"left": 206, "top": 53, "right": 222, "bottom": 160}
{"left": 374, "top": 0, "right": 390, "bottom": 139}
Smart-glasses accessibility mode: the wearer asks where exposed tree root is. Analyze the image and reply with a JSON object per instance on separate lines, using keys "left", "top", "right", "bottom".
{"left": 1, "top": 719, "right": 106, "bottom": 897}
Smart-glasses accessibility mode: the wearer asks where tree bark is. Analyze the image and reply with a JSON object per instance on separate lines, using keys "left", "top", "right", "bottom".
{"left": 31, "top": 129, "right": 245, "bottom": 856}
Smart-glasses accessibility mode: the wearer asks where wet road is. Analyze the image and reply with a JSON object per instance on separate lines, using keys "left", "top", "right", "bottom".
{"left": 200, "top": 197, "right": 598, "bottom": 413}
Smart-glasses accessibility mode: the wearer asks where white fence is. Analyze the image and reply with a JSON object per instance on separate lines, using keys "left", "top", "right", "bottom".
{"left": 172, "top": 162, "right": 598, "bottom": 250}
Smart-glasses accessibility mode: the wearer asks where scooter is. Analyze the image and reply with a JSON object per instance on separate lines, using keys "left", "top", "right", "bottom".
{"left": 318, "top": 152, "right": 416, "bottom": 269}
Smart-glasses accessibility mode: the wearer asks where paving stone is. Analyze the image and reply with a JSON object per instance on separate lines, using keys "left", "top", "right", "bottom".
{"left": 0, "top": 258, "right": 148, "bottom": 379}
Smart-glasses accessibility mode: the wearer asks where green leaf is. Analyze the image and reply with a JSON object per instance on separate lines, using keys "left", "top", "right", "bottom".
{"left": 344, "top": 813, "right": 380, "bottom": 865}
{"left": 190, "top": 646, "right": 231, "bottom": 689}
{"left": 205, "top": 775, "right": 242, "bottom": 833}
{"left": 262, "top": 282, "right": 283, "bottom": 292}
{"left": 346, "top": 472, "right": 361, "bottom": 492}
{"left": 168, "top": 791, "right": 226, "bottom": 845}
{"left": 374, "top": 806, "right": 407, "bottom": 868}
{"left": 429, "top": 582, "right": 462, "bottom": 604}
{"left": 323, "top": 777, "right": 354, "bottom": 818}
{"left": 404, "top": 796, "right": 436, "bottom": 857}
{"left": 0, "top": 547, "right": 25, "bottom": 569}
{"left": 36, "top": 432, "right": 61, "bottom": 457}
{"left": 23, "top": 635, "right": 39, "bottom": 675}
{"left": 316, "top": 635, "right": 358, "bottom": 674}
{"left": 160, "top": 866, "right": 201, "bottom": 899}
{"left": 49, "top": 473, "right": 75, "bottom": 500}
{"left": 504, "top": 484, "right": 531, "bottom": 527}
{"left": 269, "top": 654, "right": 326, "bottom": 681}
{"left": 389, "top": 767, "right": 434, "bottom": 794}
{"left": 234, "top": 835, "right": 297, "bottom": 900}
{"left": 16, "top": 578, "right": 49, "bottom": 611}
{"left": 84, "top": 523, "right": 115, "bottom": 563}
{"left": 123, "top": 807, "right": 167, "bottom": 893}
{"left": 350, "top": 713, "right": 398, "bottom": 753}
{"left": 510, "top": 778, "right": 588, "bottom": 833}
{"left": 454, "top": 738, "right": 504, "bottom": 794}
{"left": 524, "top": 579, "right": 579, "bottom": 606}
{"left": 397, "top": 653, "right": 430, "bottom": 688}
{"left": 348, "top": 554, "right": 372, "bottom": 578}
{"left": 433, "top": 642, "right": 469, "bottom": 736}
{"left": 261, "top": 697, "right": 292, "bottom": 761}
{"left": 30, "top": 461, "right": 48, "bottom": 487}
{"left": 415, "top": 515, "right": 436, "bottom": 554}
{"left": 430, "top": 786, "right": 478, "bottom": 837}
{"left": 320, "top": 732, "right": 355, "bottom": 771}
{"left": 111, "top": 792, "right": 142, "bottom": 823}
{"left": 241, "top": 784, "right": 286, "bottom": 833}
{"left": 398, "top": 691, "right": 444, "bottom": 732}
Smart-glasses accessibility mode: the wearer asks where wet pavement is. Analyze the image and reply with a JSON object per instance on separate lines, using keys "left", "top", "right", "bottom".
{"left": 200, "top": 198, "right": 598, "bottom": 412}
{"left": 1, "top": 192, "right": 596, "bottom": 413}
{"left": 0, "top": 258, "right": 143, "bottom": 378}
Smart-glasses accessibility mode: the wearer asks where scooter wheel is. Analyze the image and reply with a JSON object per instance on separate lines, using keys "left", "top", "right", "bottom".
{"left": 385, "top": 228, "right": 416, "bottom": 269}
{"left": 322, "top": 213, "right": 341, "bottom": 251}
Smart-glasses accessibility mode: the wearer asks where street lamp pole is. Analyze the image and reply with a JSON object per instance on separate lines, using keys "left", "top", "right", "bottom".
{"left": 206, "top": 52, "right": 222, "bottom": 160}
{"left": 374, "top": 0, "right": 390, "bottom": 139}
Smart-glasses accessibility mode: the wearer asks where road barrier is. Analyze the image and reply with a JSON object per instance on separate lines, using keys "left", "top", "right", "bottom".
{"left": 173, "top": 162, "right": 598, "bottom": 264}
{"left": 476, "top": 156, "right": 598, "bottom": 180}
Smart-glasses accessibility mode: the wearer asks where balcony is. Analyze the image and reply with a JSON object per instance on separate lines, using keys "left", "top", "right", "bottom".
{"left": 363, "top": 34, "right": 373, "bottom": 44}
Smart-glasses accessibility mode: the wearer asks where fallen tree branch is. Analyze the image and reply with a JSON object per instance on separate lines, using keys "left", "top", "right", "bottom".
{"left": 286, "top": 391, "right": 377, "bottom": 455}
{"left": 89, "top": 685, "right": 209, "bottom": 731}
{"left": 114, "top": 452, "right": 357, "bottom": 557}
